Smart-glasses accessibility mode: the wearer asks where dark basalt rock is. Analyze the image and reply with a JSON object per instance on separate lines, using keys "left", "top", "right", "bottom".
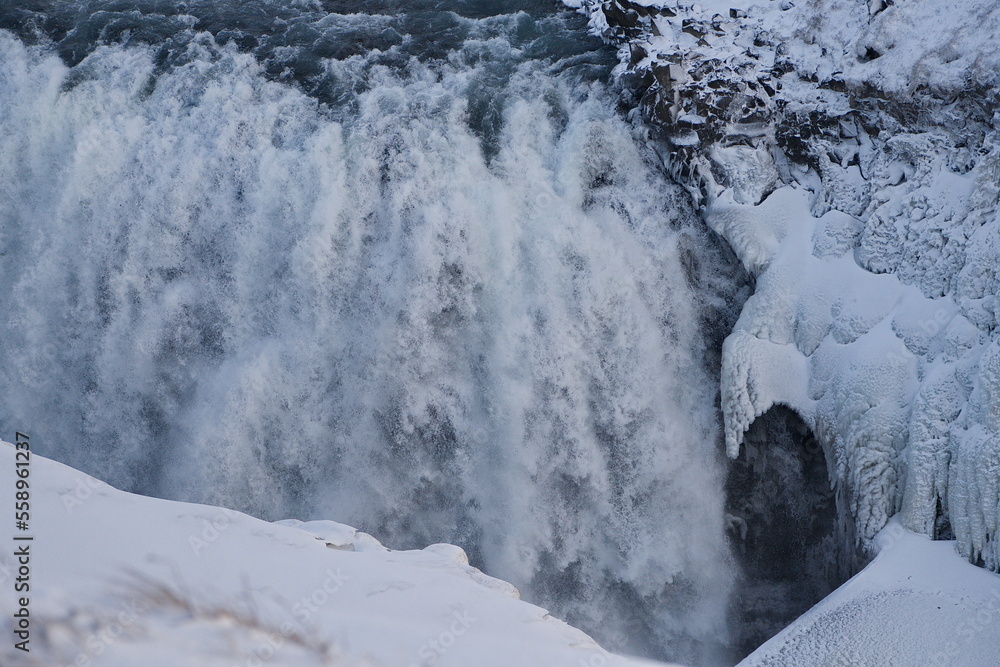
{"left": 628, "top": 41, "right": 647, "bottom": 65}
{"left": 582, "top": 0, "right": 879, "bottom": 207}
{"left": 601, "top": 0, "right": 641, "bottom": 30}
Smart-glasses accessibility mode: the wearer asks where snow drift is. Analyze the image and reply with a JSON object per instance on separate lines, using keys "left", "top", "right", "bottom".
{"left": 0, "top": 442, "right": 671, "bottom": 667}
{"left": 739, "top": 517, "right": 1000, "bottom": 666}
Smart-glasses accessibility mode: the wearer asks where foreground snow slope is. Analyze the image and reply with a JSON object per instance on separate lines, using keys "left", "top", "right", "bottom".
{"left": 570, "top": 0, "right": 1000, "bottom": 571}
{"left": 739, "top": 517, "right": 1000, "bottom": 667}
{"left": 0, "top": 443, "right": 668, "bottom": 667}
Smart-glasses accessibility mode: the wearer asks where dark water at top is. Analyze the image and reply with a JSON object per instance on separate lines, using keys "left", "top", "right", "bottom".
{"left": 2, "top": 1, "right": 613, "bottom": 101}
{"left": 2, "top": 0, "right": 615, "bottom": 156}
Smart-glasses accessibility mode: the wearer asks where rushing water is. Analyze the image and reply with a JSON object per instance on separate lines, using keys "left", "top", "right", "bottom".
{"left": 0, "top": 1, "right": 746, "bottom": 662}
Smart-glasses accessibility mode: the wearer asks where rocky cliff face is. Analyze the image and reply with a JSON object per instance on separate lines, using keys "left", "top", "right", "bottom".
{"left": 569, "top": 0, "right": 1000, "bottom": 581}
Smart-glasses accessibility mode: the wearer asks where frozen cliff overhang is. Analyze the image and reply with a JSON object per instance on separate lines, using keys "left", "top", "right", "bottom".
{"left": 569, "top": 0, "right": 1000, "bottom": 571}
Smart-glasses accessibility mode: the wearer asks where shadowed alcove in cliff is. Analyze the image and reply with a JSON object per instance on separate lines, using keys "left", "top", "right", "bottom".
{"left": 725, "top": 405, "right": 851, "bottom": 660}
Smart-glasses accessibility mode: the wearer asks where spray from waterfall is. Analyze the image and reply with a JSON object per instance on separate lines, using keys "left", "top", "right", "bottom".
{"left": 0, "top": 2, "right": 747, "bottom": 662}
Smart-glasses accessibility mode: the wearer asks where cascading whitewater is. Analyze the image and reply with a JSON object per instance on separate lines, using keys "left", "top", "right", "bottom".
{"left": 0, "top": 2, "right": 746, "bottom": 662}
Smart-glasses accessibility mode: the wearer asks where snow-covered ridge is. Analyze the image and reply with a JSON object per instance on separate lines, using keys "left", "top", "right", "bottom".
{"left": 0, "top": 443, "right": 669, "bottom": 666}
{"left": 568, "top": 0, "right": 1000, "bottom": 570}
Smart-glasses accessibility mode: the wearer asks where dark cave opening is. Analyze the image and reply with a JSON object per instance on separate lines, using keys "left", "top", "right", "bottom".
{"left": 725, "top": 405, "right": 852, "bottom": 660}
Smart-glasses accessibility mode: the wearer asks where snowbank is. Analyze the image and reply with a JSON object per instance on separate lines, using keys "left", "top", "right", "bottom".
{"left": 0, "top": 443, "right": 669, "bottom": 667}
{"left": 739, "top": 517, "right": 1000, "bottom": 666}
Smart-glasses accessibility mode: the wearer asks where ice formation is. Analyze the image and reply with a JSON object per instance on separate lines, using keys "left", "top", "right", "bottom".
{"left": 571, "top": 0, "right": 1000, "bottom": 571}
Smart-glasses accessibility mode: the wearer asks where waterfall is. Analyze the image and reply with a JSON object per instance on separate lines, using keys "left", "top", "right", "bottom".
{"left": 0, "top": 2, "right": 747, "bottom": 662}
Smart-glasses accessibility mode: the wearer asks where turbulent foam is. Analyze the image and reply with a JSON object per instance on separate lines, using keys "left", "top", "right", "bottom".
{"left": 0, "top": 9, "right": 743, "bottom": 661}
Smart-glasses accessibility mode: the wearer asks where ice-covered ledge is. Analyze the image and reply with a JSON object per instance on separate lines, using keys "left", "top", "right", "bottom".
{"left": 709, "top": 185, "right": 926, "bottom": 545}
{"left": 712, "top": 132, "right": 1000, "bottom": 566}
{"left": 0, "top": 443, "right": 669, "bottom": 667}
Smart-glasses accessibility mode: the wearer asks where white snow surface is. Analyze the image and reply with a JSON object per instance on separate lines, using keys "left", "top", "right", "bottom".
{"left": 569, "top": 0, "right": 1000, "bottom": 571}
{"left": 0, "top": 443, "right": 671, "bottom": 667}
{"left": 739, "top": 517, "right": 1000, "bottom": 666}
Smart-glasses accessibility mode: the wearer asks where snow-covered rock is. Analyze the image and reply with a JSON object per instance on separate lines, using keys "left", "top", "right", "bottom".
{"left": 568, "top": 0, "right": 1000, "bottom": 574}
{"left": 0, "top": 442, "right": 670, "bottom": 667}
